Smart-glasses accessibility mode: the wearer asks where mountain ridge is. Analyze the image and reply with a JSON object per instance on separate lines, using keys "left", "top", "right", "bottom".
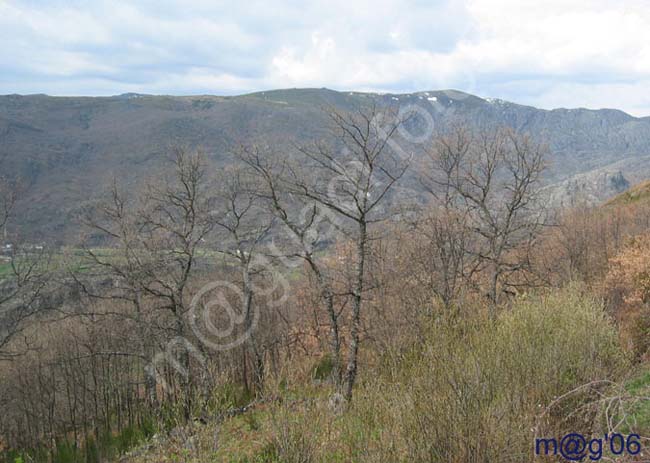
{"left": 1, "top": 88, "right": 649, "bottom": 242}
{"left": 5, "top": 88, "right": 645, "bottom": 119}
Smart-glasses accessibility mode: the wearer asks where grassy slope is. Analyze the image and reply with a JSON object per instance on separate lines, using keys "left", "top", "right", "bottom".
{"left": 610, "top": 176, "right": 650, "bottom": 430}
{"left": 624, "top": 370, "right": 650, "bottom": 432}
{"left": 604, "top": 180, "right": 650, "bottom": 207}
{"left": 120, "top": 370, "right": 650, "bottom": 463}
{"left": 119, "top": 287, "right": 650, "bottom": 463}
{"left": 0, "top": 260, "right": 11, "bottom": 277}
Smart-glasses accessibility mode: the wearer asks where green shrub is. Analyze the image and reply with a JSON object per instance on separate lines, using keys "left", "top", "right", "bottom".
{"left": 310, "top": 355, "right": 335, "bottom": 382}
{"left": 213, "top": 382, "right": 255, "bottom": 410}
{"left": 116, "top": 424, "right": 146, "bottom": 453}
{"left": 290, "top": 285, "right": 627, "bottom": 462}
{"left": 139, "top": 416, "right": 157, "bottom": 439}
{"left": 52, "top": 441, "right": 77, "bottom": 463}
{"left": 84, "top": 437, "right": 98, "bottom": 463}
{"left": 243, "top": 412, "right": 261, "bottom": 431}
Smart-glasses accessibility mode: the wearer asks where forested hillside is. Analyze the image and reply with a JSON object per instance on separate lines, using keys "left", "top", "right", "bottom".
{"left": 3, "top": 103, "right": 650, "bottom": 462}
{"left": 2, "top": 89, "right": 650, "bottom": 242}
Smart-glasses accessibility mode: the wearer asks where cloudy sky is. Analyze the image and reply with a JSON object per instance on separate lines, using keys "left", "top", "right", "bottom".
{"left": 2, "top": 0, "right": 650, "bottom": 115}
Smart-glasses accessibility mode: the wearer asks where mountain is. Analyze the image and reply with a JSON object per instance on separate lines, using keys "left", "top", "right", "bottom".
{"left": 1, "top": 88, "right": 650, "bottom": 242}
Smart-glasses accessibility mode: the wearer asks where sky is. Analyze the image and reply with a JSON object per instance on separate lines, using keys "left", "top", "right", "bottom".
{"left": 1, "top": 0, "right": 650, "bottom": 116}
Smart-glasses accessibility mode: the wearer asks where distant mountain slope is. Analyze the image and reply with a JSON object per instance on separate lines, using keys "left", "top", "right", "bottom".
{"left": 1, "top": 88, "right": 650, "bottom": 242}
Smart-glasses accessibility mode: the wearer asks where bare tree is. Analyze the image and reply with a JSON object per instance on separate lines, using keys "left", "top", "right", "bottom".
{"left": 0, "top": 180, "right": 51, "bottom": 359}
{"left": 212, "top": 165, "right": 273, "bottom": 392}
{"left": 421, "top": 126, "right": 547, "bottom": 315}
{"left": 0, "top": 176, "right": 16, "bottom": 243}
{"left": 0, "top": 247, "right": 51, "bottom": 358}
{"left": 407, "top": 208, "right": 474, "bottom": 313}
{"left": 408, "top": 126, "right": 480, "bottom": 313}
{"left": 76, "top": 181, "right": 159, "bottom": 404}
{"left": 285, "top": 104, "right": 410, "bottom": 400}
{"left": 80, "top": 147, "right": 215, "bottom": 418}
{"left": 237, "top": 144, "right": 346, "bottom": 388}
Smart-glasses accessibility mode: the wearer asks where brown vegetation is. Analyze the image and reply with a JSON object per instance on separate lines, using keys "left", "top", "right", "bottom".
{"left": 1, "top": 106, "right": 650, "bottom": 462}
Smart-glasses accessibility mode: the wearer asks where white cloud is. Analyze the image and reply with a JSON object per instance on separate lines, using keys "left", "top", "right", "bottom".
{"left": 1, "top": 0, "right": 649, "bottom": 115}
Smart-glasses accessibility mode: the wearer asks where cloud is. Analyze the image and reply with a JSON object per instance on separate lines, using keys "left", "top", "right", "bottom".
{"left": 1, "top": 0, "right": 649, "bottom": 115}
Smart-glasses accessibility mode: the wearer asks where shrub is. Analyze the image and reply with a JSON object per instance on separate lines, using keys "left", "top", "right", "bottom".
{"left": 310, "top": 355, "right": 335, "bottom": 382}
{"left": 52, "top": 441, "right": 77, "bottom": 463}
{"left": 282, "top": 286, "right": 627, "bottom": 462}
{"left": 84, "top": 437, "right": 99, "bottom": 463}
{"left": 268, "top": 405, "right": 320, "bottom": 463}
{"left": 606, "top": 233, "right": 650, "bottom": 357}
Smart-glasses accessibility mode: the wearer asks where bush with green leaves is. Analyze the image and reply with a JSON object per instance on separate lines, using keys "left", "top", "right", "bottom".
{"left": 281, "top": 286, "right": 628, "bottom": 462}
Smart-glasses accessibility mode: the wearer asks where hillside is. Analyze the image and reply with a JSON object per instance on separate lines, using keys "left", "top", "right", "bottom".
{"left": 2, "top": 88, "right": 650, "bottom": 242}
{"left": 605, "top": 179, "right": 650, "bottom": 207}
{"left": 5, "top": 95, "right": 650, "bottom": 463}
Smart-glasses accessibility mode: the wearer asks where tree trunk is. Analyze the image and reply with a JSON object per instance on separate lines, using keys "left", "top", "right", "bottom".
{"left": 243, "top": 265, "right": 264, "bottom": 393}
{"left": 307, "top": 259, "right": 342, "bottom": 389}
{"left": 344, "top": 220, "right": 367, "bottom": 401}
{"left": 324, "top": 290, "right": 342, "bottom": 388}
